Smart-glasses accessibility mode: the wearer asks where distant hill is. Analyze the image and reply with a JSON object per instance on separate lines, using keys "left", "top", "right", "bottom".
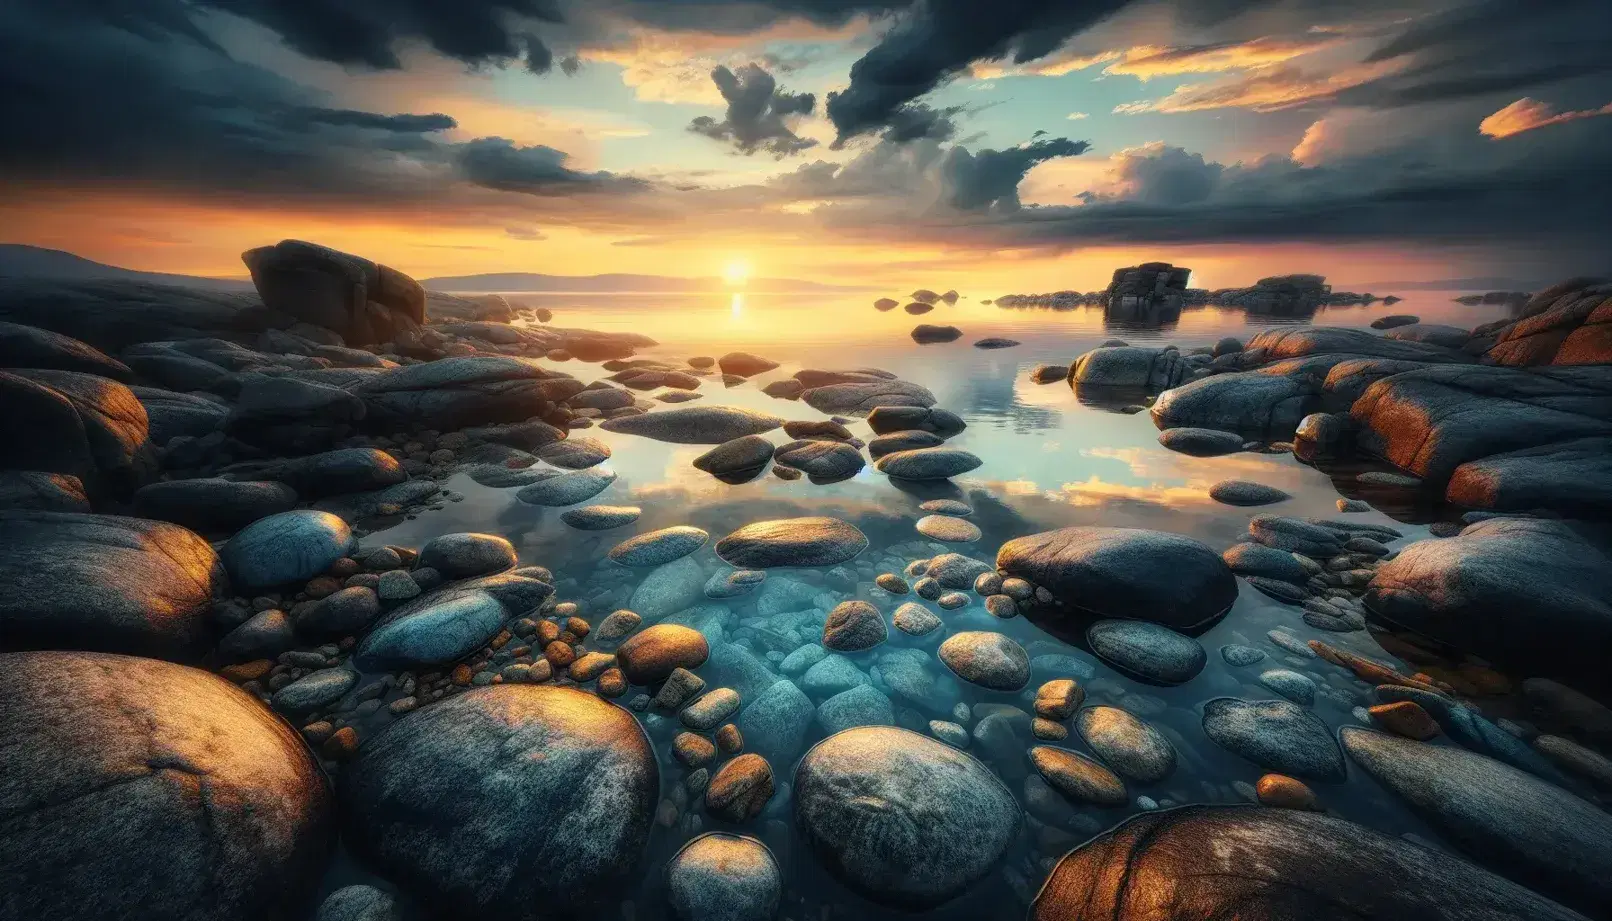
{"left": 0, "top": 244, "right": 253, "bottom": 291}
{"left": 0, "top": 244, "right": 869, "bottom": 295}
{"left": 419, "top": 271, "right": 870, "bottom": 294}
{"left": 1344, "top": 276, "right": 1543, "bottom": 292}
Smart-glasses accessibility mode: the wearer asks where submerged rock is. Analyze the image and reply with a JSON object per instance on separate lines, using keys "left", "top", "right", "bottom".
{"left": 630, "top": 556, "right": 707, "bottom": 620}
{"left": 793, "top": 726, "right": 1018, "bottom": 909}
{"left": 822, "top": 600, "right": 887, "bottom": 652}
{"left": 1031, "top": 805, "right": 1587, "bottom": 921}
{"left": 1029, "top": 746, "right": 1128, "bottom": 807}
{"left": 1075, "top": 706, "right": 1176, "bottom": 782}
{"left": 0, "top": 650, "right": 332, "bottom": 921}
{"left": 355, "top": 587, "right": 511, "bottom": 670}
{"left": 340, "top": 686, "right": 657, "bottom": 919}
{"left": 608, "top": 526, "right": 709, "bottom": 567}
{"left": 737, "top": 678, "right": 814, "bottom": 766}
{"left": 915, "top": 514, "right": 981, "bottom": 542}
{"left": 418, "top": 532, "right": 515, "bottom": 579}
{"left": 221, "top": 509, "right": 352, "bottom": 593}
{"left": 561, "top": 505, "right": 641, "bottom": 530}
{"left": 666, "top": 833, "right": 781, "bottom": 921}
{"left": 715, "top": 517, "right": 868, "bottom": 568}
{"left": 1203, "top": 698, "right": 1346, "bottom": 782}
{"left": 1342, "top": 726, "right": 1612, "bottom": 914}
{"left": 514, "top": 468, "right": 617, "bottom": 506}
{"left": 600, "top": 406, "right": 783, "bottom": 444}
{"left": 937, "top": 631, "right": 1030, "bottom": 691}
{"left": 1086, "top": 620, "right": 1206, "bottom": 686}
{"left": 997, "top": 526, "right": 1236, "bottom": 633}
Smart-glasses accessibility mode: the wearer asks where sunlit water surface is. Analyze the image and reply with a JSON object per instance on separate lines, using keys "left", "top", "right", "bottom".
{"left": 349, "top": 290, "right": 1537, "bottom": 919}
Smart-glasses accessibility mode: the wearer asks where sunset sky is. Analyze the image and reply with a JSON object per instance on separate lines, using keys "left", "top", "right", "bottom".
{"left": 2, "top": 0, "right": 1608, "bottom": 291}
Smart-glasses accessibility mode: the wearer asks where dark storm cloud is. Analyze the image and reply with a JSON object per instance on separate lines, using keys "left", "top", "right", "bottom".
{"left": 879, "top": 103, "right": 962, "bottom": 143}
{"left": 454, "top": 138, "right": 647, "bottom": 193}
{"left": 825, "top": 0, "right": 1135, "bottom": 143}
{"left": 941, "top": 137, "right": 1090, "bottom": 211}
{"left": 688, "top": 63, "right": 818, "bottom": 156}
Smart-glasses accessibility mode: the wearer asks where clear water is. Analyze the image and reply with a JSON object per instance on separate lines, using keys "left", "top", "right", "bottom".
{"left": 354, "top": 290, "right": 1549, "bottom": 919}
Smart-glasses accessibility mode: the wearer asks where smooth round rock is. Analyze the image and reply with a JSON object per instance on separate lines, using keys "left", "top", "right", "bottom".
{"left": 608, "top": 526, "right": 709, "bottom": 567}
{"left": 1203, "top": 698, "right": 1346, "bottom": 782}
{"left": 0, "top": 650, "right": 332, "bottom": 921}
{"left": 705, "top": 753, "right": 775, "bottom": 822}
{"left": 1031, "top": 806, "right": 1587, "bottom": 921}
{"left": 920, "top": 499, "right": 972, "bottom": 516}
{"left": 314, "top": 885, "right": 400, "bottom": 921}
{"left": 339, "top": 686, "right": 657, "bottom": 918}
{"left": 1030, "top": 745, "right": 1128, "bottom": 807}
{"left": 1086, "top": 619, "right": 1206, "bottom": 686}
{"left": 272, "top": 667, "right": 358, "bottom": 714}
{"left": 822, "top": 600, "right": 887, "bottom": 652}
{"left": 693, "top": 435, "right": 775, "bottom": 479}
{"left": 615, "top": 624, "right": 711, "bottom": 685}
{"left": 1076, "top": 706, "right": 1176, "bottom": 782}
{"left": 1221, "top": 644, "right": 1267, "bottom": 667}
{"left": 937, "top": 631, "right": 1030, "bottom": 691}
{"left": 715, "top": 517, "right": 869, "bottom": 568}
{"left": 773, "top": 440, "right": 864, "bottom": 480}
{"left": 666, "top": 833, "right": 781, "bottom": 921}
{"left": 1208, "top": 480, "right": 1292, "bottom": 507}
{"left": 794, "top": 726, "right": 1019, "bottom": 909}
{"left": 355, "top": 588, "right": 509, "bottom": 670}
{"left": 1259, "top": 668, "right": 1318, "bottom": 705}
{"left": 130, "top": 478, "right": 298, "bottom": 533}
{"left": 892, "top": 601, "right": 942, "bottom": 636}
{"left": 600, "top": 406, "right": 783, "bottom": 444}
{"left": 915, "top": 514, "right": 981, "bottom": 542}
{"left": 223, "top": 509, "right": 353, "bottom": 592}
{"left": 537, "top": 437, "right": 610, "bottom": 469}
{"left": 561, "top": 505, "right": 642, "bottom": 530}
{"left": 997, "top": 526, "right": 1236, "bottom": 633}
{"left": 418, "top": 532, "right": 515, "bottom": 580}
{"left": 514, "top": 469, "right": 617, "bottom": 506}
{"left": 874, "top": 448, "right": 983, "bottom": 480}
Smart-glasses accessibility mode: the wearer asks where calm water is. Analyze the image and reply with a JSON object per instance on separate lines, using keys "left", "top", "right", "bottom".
{"left": 355, "top": 290, "right": 1546, "bottom": 919}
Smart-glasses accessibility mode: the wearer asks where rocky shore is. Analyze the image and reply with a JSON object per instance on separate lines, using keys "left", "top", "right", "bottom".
{"left": 2, "top": 241, "right": 1610, "bottom": 921}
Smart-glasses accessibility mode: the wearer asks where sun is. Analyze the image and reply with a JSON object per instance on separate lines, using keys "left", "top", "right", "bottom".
{"left": 722, "top": 259, "right": 750, "bottom": 287}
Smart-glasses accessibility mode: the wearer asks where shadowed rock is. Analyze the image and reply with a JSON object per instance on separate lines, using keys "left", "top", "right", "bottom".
{"left": 601, "top": 406, "right": 783, "bottom": 444}
{"left": 0, "top": 320, "right": 131, "bottom": 379}
{"left": 0, "top": 368, "right": 155, "bottom": 496}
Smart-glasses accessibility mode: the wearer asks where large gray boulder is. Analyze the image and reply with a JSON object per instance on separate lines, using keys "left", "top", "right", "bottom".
{"left": 0, "top": 368, "right": 155, "bottom": 496}
{"left": 339, "top": 686, "right": 657, "bottom": 919}
{"left": 354, "top": 356, "right": 582, "bottom": 430}
{"left": 1446, "top": 437, "right": 1612, "bottom": 515}
{"left": 221, "top": 510, "right": 353, "bottom": 593}
{"left": 1365, "top": 519, "right": 1612, "bottom": 678}
{"left": 218, "top": 448, "right": 405, "bottom": 498}
{"left": 1479, "top": 278, "right": 1612, "bottom": 367}
{"left": 793, "top": 726, "right": 1019, "bottom": 909}
{"left": 996, "top": 527, "right": 1236, "bottom": 634}
{"left": 1150, "top": 373, "right": 1311, "bottom": 435}
{"left": 1031, "top": 805, "right": 1586, "bottom": 921}
{"left": 665, "top": 834, "right": 781, "bottom": 921}
{"left": 1247, "top": 326, "right": 1468, "bottom": 363}
{"left": 0, "top": 471, "right": 89, "bottom": 512}
{"left": 1350, "top": 364, "right": 1612, "bottom": 485}
{"left": 1343, "top": 727, "right": 1612, "bottom": 915}
{"left": 131, "top": 478, "right": 299, "bottom": 534}
{"left": 226, "top": 372, "right": 367, "bottom": 453}
{"left": 241, "top": 239, "right": 424, "bottom": 345}
{"left": 0, "top": 511, "right": 222, "bottom": 660}
{"left": 800, "top": 379, "right": 936, "bottom": 414}
{"left": 0, "top": 277, "right": 261, "bottom": 353}
{"left": 131, "top": 386, "right": 229, "bottom": 443}
{"left": 0, "top": 651, "right": 333, "bottom": 921}
{"left": 0, "top": 320, "right": 132, "bottom": 379}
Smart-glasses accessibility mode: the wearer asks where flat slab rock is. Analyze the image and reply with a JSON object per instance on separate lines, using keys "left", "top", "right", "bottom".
{"left": 715, "top": 517, "right": 869, "bottom": 568}
{"left": 600, "top": 406, "right": 783, "bottom": 444}
{"left": 1031, "top": 805, "right": 1586, "bottom": 921}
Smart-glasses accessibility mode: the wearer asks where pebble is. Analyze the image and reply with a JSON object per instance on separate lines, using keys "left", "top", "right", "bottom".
{"left": 568, "top": 652, "right": 616, "bottom": 682}
{"left": 875, "top": 573, "right": 909, "bottom": 594}
{"left": 1032, "top": 718, "right": 1069, "bottom": 740}
{"left": 937, "top": 631, "right": 1030, "bottom": 691}
{"left": 1034, "top": 679, "right": 1085, "bottom": 720}
{"left": 1208, "top": 480, "right": 1292, "bottom": 506}
{"left": 560, "top": 505, "right": 642, "bottom": 530}
{"left": 1030, "top": 745, "right": 1128, "bottom": 807}
{"left": 705, "top": 754, "right": 775, "bottom": 822}
{"left": 983, "top": 594, "right": 1017, "bottom": 618}
{"left": 593, "top": 609, "right": 642, "bottom": 642}
{"left": 716, "top": 724, "right": 744, "bottom": 754}
{"left": 597, "top": 669, "right": 628, "bottom": 697}
{"left": 1259, "top": 669, "right": 1318, "bottom": 706}
{"left": 608, "top": 526, "right": 709, "bottom": 566}
{"left": 375, "top": 569, "right": 420, "bottom": 601}
{"left": 929, "top": 720, "right": 969, "bottom": 748}
{"left": 1255, "top": 773, "right": 1318, "bottom": 810}
{"left": 1086, "top": 619, "right": 1206, "bottom": 686}
{"left": 1000, "top": 577, "right": 1033, "bottom": 601}
{"left": 1337, "top": 498, "right": 1372, "bottom": 513}
{"left": 1369, "top": 700, "right": 1441, "bottom": 740}
{"left": 822, "top": 600, "right": 887, "bottom": 652}
{"left": 1221, "top": 644, "right": 1267, "bottom": 667}
{"left": 682, "top": 688, "right": 742, "bottom": 730}
{"left": 673, "top": 732, "right": 718, "bottom": 767}
{"left": 655, "top": 667, "right": 707, "bottom": 711}
{"left": 920, "top": 499, "right": 972, "bottom": 516}
{"left": 937, "top": 591, "right": 969, "bottom": 609}
{"left": 892, "top": 602, "right": 942, "bottom": 636}
{"left": 271, "top": 668, "right": 357, "bottom": 714}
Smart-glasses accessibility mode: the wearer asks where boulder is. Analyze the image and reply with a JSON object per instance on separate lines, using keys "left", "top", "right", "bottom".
{"left": 1365, "top": 519, "right": 1612, "bottom": 679}
{"left": 1208, "top": 480, "right": 1291, "bottom": 506}
{"left": 910, "top": 324, "right": 962, "bottom": 343}
{"left": 694, "top": 435, "right": 775, "bottom": 480}
{"left": 996, "top": 527, "right": 1236, "bottom": 634}
{"left": 774, "top": 440, "right": 864, "bottom": 481}
{"left": 1203, "top": 698, "right": 1347, "bottom": 782}
{"left": 937, "top": 631, "right": 1029, "bottom": 691}
{"left": 1067, "top": 346, "right": 1187, "bottom": 392}
{"left": 615, "top": 624, "right": 710, "bottom": 685}
{"left": 873, "top": 448, "right": 982, "bottom": 480}
{"left": 1446, "top": 437, "right": 1612, "bottom": 515}
{"left": 241, "top": 239, "right": 424, "bottom": 345}
{"left": 339, "top": 686, "right": 657, "bottom": 918}
{"left": 1481, "top": 278, "right": 1612, "bottom": 367}
{"left": 132, "top": 478, "right": 298, "bottom": 534}
{"left": 1246, "top": 326, "right": 1467, "bottom": 363}
{"left": 0, "top": 368, "right": 155, "bottom": 495}
{"left": 608, "top": 526, "right": 708, "bottom": 567}
{"left": 418, "top": 532, "right": 516, "bottom": 579}
{"left": 1031, "top": 805, "right": 1586, "bottom": 921}
{"left": 1157, "top": 427, "right": 1244, "bottom": 456}
{"left": 1075, "top": 706, "right": 1176, "bottom": 782}
{"left": 0, "top": 511, "right": 222, "bottom": 660}
{"left": 218, "top": 448, "right": 405, "bottom": 498}
{"left": 357, "top": 586, "right": 514, "bottom": 670}
{"left": 0, "top": 277, "right": 261, "bottom": 353}
{"left": 221, "top": 509, "right": 353, "bottom": 592}
{"left": 866, "top": 405, "right": 965, "bottom": 435}
{"left": 1383, "top": 323, "right": 1471, "bottom": 349}
{"left": 0, "top": 320, "right": 131, "bottom": 379}
{"left": 1150, "top": 373, "right": 1311, "bottom": 435}
{"left": 600, "top": 406, "right": 783, "bottom": 444}
{"left": 0, "top": 650, "right": 332, "bottom": 921}
{"left": 801, "top": 379, "right": 937, "bottom": 414}
{"left": 131, "top": 387, "right": 229, "bottom": 443}
{"left": 226, "top": 373, "right": 366, "bottom": 452}
{"left": 0, "top": 471, "right": 89, "bottom": 512}
{"left": 1343, "top": 727, "right": 1612, "bottom": 914}
{"left": 717, "top": 352, "right": 778, "bottom": 377}
{"left": 793, "top": 726, "right": 1019, "bottom": 909}
{"left": 1086, "top": 620, "right": 1205, "bottom": 686}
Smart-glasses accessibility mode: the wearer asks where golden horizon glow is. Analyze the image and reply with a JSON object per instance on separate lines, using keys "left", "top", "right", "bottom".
{"left": 722, "top": 259, "right": 751, "bottom": 287}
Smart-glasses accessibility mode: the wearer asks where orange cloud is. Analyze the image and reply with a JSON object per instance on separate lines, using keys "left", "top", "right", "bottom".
{"left": 583, "top": 22, "right": 861, "bottom": 104}
{"left": 1113, "top": 58, "right": 1404, "bottom": 114}
{"left": 1479, "top": 97, "right": 1612, "bottom": 139}
{"left": 1103, "top": 37, "right": 1340, "bottom": 80}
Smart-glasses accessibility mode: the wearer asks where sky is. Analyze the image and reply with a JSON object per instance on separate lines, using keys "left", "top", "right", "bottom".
{"left": 1, "top": 0, "right": 1609, "bottom": 291}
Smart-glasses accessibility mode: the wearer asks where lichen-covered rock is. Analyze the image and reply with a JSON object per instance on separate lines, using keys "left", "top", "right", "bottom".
{"left": 0, "top": 650, "right": 332, "bottom": 921}
{"left": 339, "top": 686, "right": 657, "bottom": 919}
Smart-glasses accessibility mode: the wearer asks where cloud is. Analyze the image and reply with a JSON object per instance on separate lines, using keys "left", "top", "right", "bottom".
{"left": 942, "top": 138, "right": 1091, "bottom": 212}
{"left": 1101, "top": 36, "right": 1339, "bottom": 79}
{"left": 1079, "top": 142, "right": 1220, "bottom": 205}
{"left": 688, "top": 63, "right": 817, "bottom": 156}
{"left": 879, "top": 103, "right": 963, "bottom": 143}
{"left": 453, "top": 138, "right": 645, "bottom": 194}
{"left": 505, "top": 225, "right": 548, "bottom": 240}
{"left": 1480, "top": 97, "right": 1612, "bottom": 139}
{"left": 1066, "top": 112, "right": 1089, "bottom": 120}
{"left": 826, "top": 0, "right": 1135, "bottom": 142}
